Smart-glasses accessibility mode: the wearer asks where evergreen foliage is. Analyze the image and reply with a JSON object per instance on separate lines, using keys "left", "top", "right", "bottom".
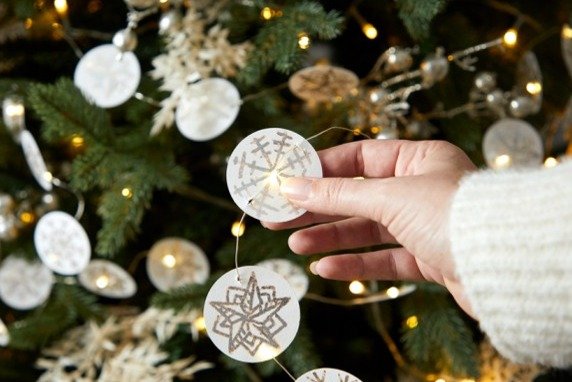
{"left": 395, "top": 0, "right": 448, "bottom": 40}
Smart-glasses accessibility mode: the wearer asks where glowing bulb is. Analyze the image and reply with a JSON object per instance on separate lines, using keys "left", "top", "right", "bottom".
{"left": 261, "top": 7, "right": 274, "bottom": 20}
{"left": 503, "top": 28, "right": 518, "bottom": 47}
{"left": 256, "top": 343, "right": 280, "bottom": 360}
{"left": 70, "top": 134, "right": 85, "bottom": 148}
{"left": 43, "top": 171, "right": 53, "bottom": 182}
{"left": 121, "top": 188, "right": 133, "bottom": 198}
{"left": 362, "top": 23, "right": 378, "bottom": 40}
{"left": 24, "top": 18, "right": 33, "bottom": 29}
{"left": 193, "top": 316, "right": 206, "bottom": 331}
{"left": 161, "top": 253, "right": 177, "bottom": 268}
{"left": 435, "top": 379, "right": 446, "bottom": 382}
{"left": 494, "top": 154, "right": 512, "bottom": 169}
{"left": 352, "top": 128, "right": 362, "bottom": 136}
{"left": 231, "top": 220, "right": 246, "bottom": 237}
{"left": 562, "top": 24, "right": 572, "bottom": 39}
{"left": 5, "top": 103, "right": 24, "bottom": 117}
{"left": 19, "top": 211, "right": 36, "bottom": 225}
{"left": 526, "top": 81, "right": 542, "bottom": 95}
{"left": 298, "top": 32, "right": 311, "bottom": 50}
{"left": 405, "top": 315, "right": 419, "bottom": 329}
{"left": 349, "top": 280, "right": 366, "bottom": 295}
{"left": 95, "top": 274, "right": 110, "bottom": 289}
{"left": 370, "top": 126, "right": 380, "bottom": 134}
{"left": 54, "top": 0, "right": 68, "bottom": 15}
{"left": 386, "top": 286, "right": 400, "bottom": 298}
{"left": 544, "top": 157, "right": 558, "bottom": 168}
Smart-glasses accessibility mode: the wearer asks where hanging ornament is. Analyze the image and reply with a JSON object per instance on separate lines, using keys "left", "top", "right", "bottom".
{"left": 146, "top": 237, "right": 210, "bottom": 292}
{"left": 158, "top": 9, "right": 182, "bottom": 35}
{"left": 2, "top": 95, "right": 25, "bottom": 141}
{"left": 514, "top": 51, "right": 542, "bottom": 115}
{"left": 0, "top": 318, "right": 8, "bottom": 346}
{"left": 485, "top": 89, "right": 507, "bottom": 116}
{"left": 74, "top": 44, "right": 141, "bottom": 108}
{"left": 112, "top": 28, "right": 138, "bottom": 52}
{"left": 203, "top": 266, "right": 300, "bottom": 363}
{"left": 289, "top": 65, "right": 359, "bottom": 102}
{"left": 482, "top": 118, "right": 544, "bottom": 169}
{"left": 19, "top": 130, "right": 53, "bottom": 191}
{"left": 296, "top": 368, "right": 363, "bottom": 382}
{"left": 508, "top": 96, "right": 536, "bottom": 118}
{"left": 420, "top": 49, "right": 449, "bottom": 86}
{"left": 256, "top": 259, "right": 309, "bottom": 301}
{"left": 226, "top": 128, "right": 322, "bottom": 223}
{"left": 78, "top": 260, "right": 137, "bottom": 298}
{"left": 384, "top": 47, "right": 414, "bottom": 74}
{"left": 175, "top": 78, "right": 241, "bottom": 141}
{"left": 34, "top": 211, "right": 91, "bottom": 275}
{"left": 0, "top": 255, "right": 54, "bottom": 310}
{"left": 473, "top": 72, "right": 497, "bottom": 93}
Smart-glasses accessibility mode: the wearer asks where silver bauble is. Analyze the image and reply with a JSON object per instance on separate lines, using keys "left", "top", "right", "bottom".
{"left": 0, "top": 194, "right": 15, "bottom": 216}
{"left": 508, "top": 96, "right": 536, "bottom": 118}
{"left": 159, "top": 9, "right": 182, "bottom": 34}
{"left": 123, "top": 0, "right": 157, "bottom": 9}
{"left": 385, "top": 48, "right": 413, "bottom": 74}
{"left": 485, "top": 89, "right": 507, "bottom": 115}
{"left": 474, "top": 72, "right": 497, "bottom": 93}
{"left": 420, "top": 54, "right": 449, "bottom": 86}
{"left": 112, "top": 28, "right": 138, "bottom": 52}
{"left": 368, "top": 87, "right": 389, "bottom": 104}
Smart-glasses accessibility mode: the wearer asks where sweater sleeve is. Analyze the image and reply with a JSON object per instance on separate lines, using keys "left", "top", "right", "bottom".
{"left": 449, "top": 160, "right": 572, "bottom": 368}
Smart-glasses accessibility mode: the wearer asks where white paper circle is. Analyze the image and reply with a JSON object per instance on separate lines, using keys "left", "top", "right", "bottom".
{"left": 74, "top": 44, "right": 141, "bottom": 108}
{"left": 20, "top": 130, "right": 52, "bottom": 191}
{"left": 175, "top": 78, "right": 241, "bottom": 141}
{"left": 79, "top": 260, "right": 137, "bottom": 298}
{"left": 256, "top": 259, "right": 309, "bottom": 301}
{"left": 204, "top": 266, "right": 300, "bottom": 363}
{"left": 226, "top": 128, "right": 322, "bottom": 222}
{"left": 34, "top": 211, "right": 91, "bottom": 275}
{"left": 483, "top": 118, "right": 544, "bottom": 169}
{"left": 0, "top": 256, "right": 54, "bottom": 310}
{"left": 146, "top": 237, "right": 210, "bottom": 291}
{"left": 296, "top": 368, "right": 363, "bottom": 382}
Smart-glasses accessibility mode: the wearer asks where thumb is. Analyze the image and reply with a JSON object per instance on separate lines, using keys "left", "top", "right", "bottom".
{"left": 280, "top": 177, "right": 388, "bottom": 221}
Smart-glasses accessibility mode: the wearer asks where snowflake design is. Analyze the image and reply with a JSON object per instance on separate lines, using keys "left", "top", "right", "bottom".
{"left": 289, "top": 65, "right": 359, "bottom": 102}
{"left": 298, "top": 369, "right": 362, "bottom": 382}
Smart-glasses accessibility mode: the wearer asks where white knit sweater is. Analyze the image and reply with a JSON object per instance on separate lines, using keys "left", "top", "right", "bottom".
{"left": 450, "top": 160, "right": 572, "bottom": 368}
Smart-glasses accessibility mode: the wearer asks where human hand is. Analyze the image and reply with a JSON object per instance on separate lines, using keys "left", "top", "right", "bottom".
{"left": 263, "top": 140, "right": 477, "bottom": 316}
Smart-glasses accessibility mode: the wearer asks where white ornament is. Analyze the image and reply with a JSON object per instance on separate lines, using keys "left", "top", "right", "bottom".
{"left": 74, "top": 44, "right": 141, "bottom": 108}
{"left": 0, "top": 318, "right": 8, "bottom": 346}
{"left": 20, "top": 130, "right": 53, "bottom": 191}
{"left": 175, "top": 78, "right": 241, "bottom": 141}
{"left": 203, "top": 266, "right": 300, "bottom": 363}
{"left": 0, "top": 256, "right": 54, "bottom": 310}
{"left": 226, "top": 128, "right": 322, "bottom": 223}
{"left": 482, "top": 118, "right": 544, "bottom": 169}
{"left": 146, "top": 237, "right": 210, "bottom": 292}
{"left": 79, "top": 260, "right": 137, "bottom": 298}
{"left": 296, "top": 368, "right": 363, "bottom": 382}
{"left": 256, "top": 259, "right": 309, "bottom": 301}
{"left": 34, "top": 211, "right": 91, "bottom": 275}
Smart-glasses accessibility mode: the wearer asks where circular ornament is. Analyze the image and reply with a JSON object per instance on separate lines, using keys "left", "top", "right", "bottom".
{"left": 226, "top": 128, "right": 322, "bottom": 223}
{"left": 34, "top": 211, "right": 91, "bottom": 275}
{"left": 289, "top": 65, "right": 359, "bottom": 102}
{"left": 203, "top": 266, "right": 300, "bottom": 363}
{"left": 20, "top": 130, "right": 52, "bottom": 191}
{"left": 0, "top": 256, "right": 54, "bottom": 310}
{"left": 482, "top": 118, "right": 544, "bottom": 169}
{"left": 79, "top": 260, "right": 137, "bottom": 298}
{"left": 146, "top": 237, "right": 210, "bottom": 291}
{"left": 256, "top": 259, "right": 309, "bottom": 301}
{"left": 74, "top": 44, "right": 141, "bottom": 108}
{"left": 296, "top": 368, "right": 363, "bottom": 382}
{"left": 175, "top": 78, "right": 241, "bottom": 141}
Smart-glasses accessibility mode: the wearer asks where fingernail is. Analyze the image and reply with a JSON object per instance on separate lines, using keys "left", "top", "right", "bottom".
{"left": 309, "top": 261, "right": 319, "bottom": 275}
{"left": 280, "top": 177, "right": 312, "bottom": 201}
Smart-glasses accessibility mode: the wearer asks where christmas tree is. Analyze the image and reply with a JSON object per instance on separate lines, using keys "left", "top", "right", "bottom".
{"left": 0, "top": 0, "right": 571, "bottom": 381}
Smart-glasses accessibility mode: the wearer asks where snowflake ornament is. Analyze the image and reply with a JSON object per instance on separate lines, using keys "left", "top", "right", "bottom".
{"left": 296, "top": 368, "right": 363, "bottom": 382}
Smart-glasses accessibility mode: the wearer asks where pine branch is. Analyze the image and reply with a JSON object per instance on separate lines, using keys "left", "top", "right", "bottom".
{"left": 395, "top": 0, "right": 448, "bottom": 40}
{"left": 150, "top": 273, "right": 223, "bottom": 311}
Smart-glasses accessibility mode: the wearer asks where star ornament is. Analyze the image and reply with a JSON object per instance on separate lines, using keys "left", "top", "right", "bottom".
{"left": 204, "top": 266, "right": 300, "bottom": 363}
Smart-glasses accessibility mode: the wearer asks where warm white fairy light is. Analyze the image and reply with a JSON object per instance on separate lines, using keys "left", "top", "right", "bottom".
{"left": 502, "top": 28, "right": 518, "bottom": 47}
{"left": 54, "top": 0, "right": 68, "bottom": 16}
{"left": 494, "top": 154, "right": 512, "bottom": 169}
{"left": 362, "top": 23, "right": 378, "bottom": 40}
{"left": 544, "top": 157, "right": 558, "bottom": 168}
{"left": 95, "top": 274, "right": 110, "bottom": 289}
{"left": 231, "top": 221, "right": 245, "bottom": 237}
{"left": 121, "top": 187, "right": 133, "bottom": 199}
{"left": 5, "top": 103, "right": 24, "bottom": 118}
{"left": 255, "top": 343, "right": 281, "bottom": 360}
{"left": 386, "top": 286, "right": 400, "bottom": 298}
{"left": 562, "top": 24, "right": 572, "bottom": 39}
{"left": 161, "top": 253, "right": 177, "bottom": 268}
{"left": 193, "top": 316, "right": 206, "bottom": 332}
{"left": 405, "top": 315, "right": 419, "bottom": 329}
{"left": 526, "top": 81, "right": 542, "bottom": 95}
{"left": 349, "top": 280, "right": 366, "bottom": 295}
{"left": 298, "top": 32, "right": 311, "bottom": 50}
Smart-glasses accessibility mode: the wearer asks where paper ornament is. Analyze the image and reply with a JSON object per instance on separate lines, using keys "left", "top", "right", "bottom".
{"left": 482, "top": 118, "right": 544, "bottom": 169}
{"left": 226, "top": 128, "right": 322, "bottom": 223}
{"left": 0, "top": 255, "right": 54, "bottom": 310}
{"left": 34, "top": 211, "right": 91, "bottom": 275}
{"left": 79, "top": 260, "right": 137, "bottom": 298}
{"left": 289, "top": 65, "right": 359, "bottom": 102}
{"left": 146, "top": 237, "right": 210, "bottom": 292}
{"left": 20, "top": 130, "right": 53, "bottom": 191}
{"left": 296, "top": 368, "right": 363, "bottom": 382}
{"left": 0, "top": 318, "right": 8, "bottom": 346}
{"left": 256, "top": 259, "right": 309, "bottom": 301}
{"left": 74, "top": 44, "right": 141, "bottom": 108}
{"left": 175, "top": 78, "right": 241, "bottom": 141}
{"left": 203, "top": 266, "right": 300, "bottom": 363}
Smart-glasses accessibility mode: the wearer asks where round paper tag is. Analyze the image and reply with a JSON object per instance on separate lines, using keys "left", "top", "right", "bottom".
{"left": 74, "top": 44, "right": 141, "bottom": 108}
{"left": 34, "top": 211, "right": 91, "bottom": 275}
{"left": 146, "top": 237, "right": 210, "bottom": 292}
{"left": 296, "top": 368, "right": 363, "bottom": 382}
{"left": 256, "top": 259, "right": 309, "bottom": 301}
{"left": 20, "top": 130, "right": 52, "bottom": 191}
{"left": 79, "top": 260, "right": 137, "bottom": 298}
{"left": 175, "top": 78, "right": 241, "bottom": 141}
{"left": 0, "top": 256, "right": 54, "bottom": 310}
{"left": 204, "top": 266, "right": 300, "bottom": 363}
{"left": 289, "top": 65, "right": 359, "bottom": 102}
{"left": 226, "top": 128, "right": 322, "bottom": 223}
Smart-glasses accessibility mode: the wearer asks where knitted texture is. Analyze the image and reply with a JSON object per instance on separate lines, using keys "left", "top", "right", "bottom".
{"left": 450, "top": 160, "right": 572, "bottom": 367}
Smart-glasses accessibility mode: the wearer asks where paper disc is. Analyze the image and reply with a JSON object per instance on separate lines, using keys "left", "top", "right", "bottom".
{"left": 20, "top": 130, "right": 52, "bottom": 191}
{"left": 79, "top": 260, "right": 137, "bottom": 298}
{"left": 0, "top": 256, "right": 54, "bottom": 310}
{"left": 256, "top": 259, "right": 309, "bottom": 301}
{"left": 296, "top": 368, "right": 363, "bottom": 382}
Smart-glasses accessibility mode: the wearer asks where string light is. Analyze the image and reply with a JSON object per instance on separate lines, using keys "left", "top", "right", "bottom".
{"left": 386, "top": 286, "right": 400, "bottom": 298}
{"left": 95, "top": 274, "right": 110, "bottom": 289}
{"left": 161, "top": 253, "right": 177, "bottom": 268}
{"left": 231, "top": 220, "right": 246, "bottom": 237}
{"left": 362, "top": 23, "right": 378, "bottom": 40}
{"left": 544, "top": 157, "right": 558, "bottom": 168}
{"left": 24, "top": 18, "right": 33, "bottom": 29}
{"left": 352, "top": 127, "right": 362, "bottom": 136}
{"left": 562, "top": 24, "right": 572, "bottom": 39}
{"left": 19, "top": 211, "right": 36, "bottom": 225}
{"left": 526, "top": 81, "right": 542, "bottom": 95}
{"left": 43, "top": 171, "right": 53, "bottom": 183}
{"left": 405, "top": 315, "right": 419, "bottom": 329}
{"left": 193, "top": 316, "right": 206, "bottom": 331}
{"left": 54, "top": 0, "right": 68, "bottom": 16}
{"left": 493, "top": 154, "right": 512, "bottom": 169}
{"left": 297, "top": 32, "right": 311, "bottom": 50}
{"left": 121, "top": 187, "right": 133, "bottom": 198}
{"left": 4, "top": 103, "right": 24, "bottom": 118}
{"left": 435, "top": 379, "right": 446, "bottom": 382}
{"left": 349, "top": 280, "right": 366, "bottom": 295}
{"left": 502, "top": 28, "right": 518, "bottom": 48}
{"left": 70, "top": 134, "right": 85, "bottom": 148}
